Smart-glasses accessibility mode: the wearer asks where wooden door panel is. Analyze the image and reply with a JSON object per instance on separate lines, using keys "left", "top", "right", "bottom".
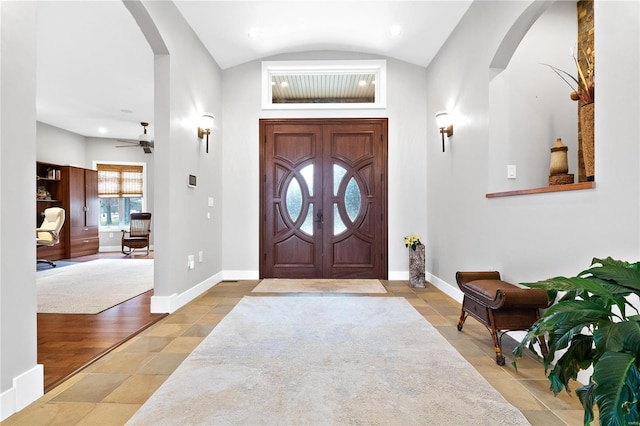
{"left": 261, "top": 119, "right": 387, "bottom": 279}
{"left": 333, "top": 235, "right": 373, "bottom": 265}
{"left": 84, "top": 169, "right": 99, "bottom": 227}
{"left": 262, "top": 123, "right": 323, "bottom": 278}
{"left": 68, "top": 167, "right": 86, "bottom": 229}
{"left": 324, "top": 122, "right": 385, "bottom": 278}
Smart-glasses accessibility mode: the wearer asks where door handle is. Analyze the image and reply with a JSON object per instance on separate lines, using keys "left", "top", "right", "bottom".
{"left": 316, "top": 208, "right": 323, "bottom": 229}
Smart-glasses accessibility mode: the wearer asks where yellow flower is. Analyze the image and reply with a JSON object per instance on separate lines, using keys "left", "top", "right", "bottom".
{"left": 404, "top": 235, "right": 422, "bottom": 251}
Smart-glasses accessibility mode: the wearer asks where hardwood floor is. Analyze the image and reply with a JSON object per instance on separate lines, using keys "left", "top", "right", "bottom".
{"left": 37, "top": 251, "right": 165, "bottom": 393}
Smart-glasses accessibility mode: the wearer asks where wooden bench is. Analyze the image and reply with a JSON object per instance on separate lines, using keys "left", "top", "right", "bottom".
{"left": 455, "top": 271, "right": 550, "bottom": 365}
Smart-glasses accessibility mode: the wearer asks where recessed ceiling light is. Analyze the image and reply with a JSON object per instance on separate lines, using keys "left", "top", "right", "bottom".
{"left": 98, "top": 127, "right": 107, "bottom": 134}
{"left": 389, "top": 25, "right": 402, "bottom": 37}
{"left": 280, "top": 81, "right": 289, "bottom": 88}
{"left": 358, "top": 80, "right": 367, "bottom": 87}
{"left": 248, "top": 28, "right": 259, "bottom": 39}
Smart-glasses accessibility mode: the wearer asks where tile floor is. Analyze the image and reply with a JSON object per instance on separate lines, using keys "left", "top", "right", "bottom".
{"left": 4, "top": 280, "right": 587, "bottom": 425}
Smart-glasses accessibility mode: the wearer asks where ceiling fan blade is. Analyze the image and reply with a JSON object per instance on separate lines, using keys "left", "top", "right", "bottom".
{"left": 116, "top": 122, "right": 153, "bottom": 153}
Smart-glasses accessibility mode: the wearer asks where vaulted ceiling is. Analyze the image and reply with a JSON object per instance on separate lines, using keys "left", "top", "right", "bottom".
{"left": 35, "top": 1, "right": 472, "bottom": 141}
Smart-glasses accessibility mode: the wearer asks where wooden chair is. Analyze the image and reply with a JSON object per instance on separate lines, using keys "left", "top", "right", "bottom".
{"left": 37, "top": 207, "right": 66, "bottom": 267}
{"left": 121, "top": 212, "right": 152, "bottom": 255}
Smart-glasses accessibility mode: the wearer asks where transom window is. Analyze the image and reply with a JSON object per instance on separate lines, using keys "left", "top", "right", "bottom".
{"left": 262, "top": 60, "right": 387, "bottom": 109}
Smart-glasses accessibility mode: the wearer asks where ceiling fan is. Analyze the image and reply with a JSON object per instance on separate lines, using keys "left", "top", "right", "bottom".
{"left": 116, "top": 122, "right": 154, "bottom": 154}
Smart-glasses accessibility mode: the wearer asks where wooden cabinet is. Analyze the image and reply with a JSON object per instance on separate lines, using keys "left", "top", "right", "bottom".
{"left": 67, "top": 167, "right": 99, "bottom": 257}
{"left": 36, "top": 162, "right": 68, "bottom": 261}
{"left": 36, "top": 162, "right": 99, "bottom": 260}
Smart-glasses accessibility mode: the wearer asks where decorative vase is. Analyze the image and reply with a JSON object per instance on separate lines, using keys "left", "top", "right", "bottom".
{"left": 580, "top": 102, "right": 595, "bottom": 181}
{"left": 408, "top": 244, "right": 425, "bottom": 288}
{"left": 548, "top": 138, "right": 573, "bottom": 186}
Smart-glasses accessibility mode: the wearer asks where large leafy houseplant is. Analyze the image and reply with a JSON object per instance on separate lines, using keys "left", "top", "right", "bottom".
{"left": 513, "top": 257, "right": 640, "bottom": 426}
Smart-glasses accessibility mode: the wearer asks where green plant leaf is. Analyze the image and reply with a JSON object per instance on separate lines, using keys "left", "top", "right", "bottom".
{"left": 521, "top": 276, "right": 621, "bottom": 301}
{"left": 592, "top": 257, "right": 632, "bottom": 269}
{"left": 513, "top": 300, "right": 609, "bottom": 372}
{"left": 576, "top": 382, "right": 596, "bottom": 426}
{"left": 593, "top": 352, "right": 636, "bottom": 426}
{"left": 548, "top": 334, "right": 594, "bottom": 394}
{"left": 588, "top": 264, "right": 640, "bottom": 293}
{"left": 595, "top": 321, "right": 640, "bottom": 356}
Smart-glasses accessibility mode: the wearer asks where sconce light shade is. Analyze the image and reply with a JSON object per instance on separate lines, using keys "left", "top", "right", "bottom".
{"left": 435, "top": 111, "right": 454, "bottom": 152}
{"left": 435, "top": 112, "right": 450, "bottom": 128}
{"left": 197, "top": 113, "right": 215, "bottom": 153}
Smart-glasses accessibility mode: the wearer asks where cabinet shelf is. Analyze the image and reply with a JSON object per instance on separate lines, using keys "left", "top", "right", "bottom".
{"left": 37, "top": 199, "right": 60, "bottom": 202}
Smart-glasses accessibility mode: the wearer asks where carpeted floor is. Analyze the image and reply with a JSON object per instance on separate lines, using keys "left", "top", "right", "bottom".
{"left": 36, "top": 259, "right": 153, "bottom": 314}
{"left": 127, "top": 296, "right": 530, "bottom": 425}
{"left": 252, "top": 278, "right": 387, "bottom": 293}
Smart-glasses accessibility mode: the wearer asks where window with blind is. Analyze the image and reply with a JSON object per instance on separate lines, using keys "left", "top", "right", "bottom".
{"left": 96, "top": 163, "right": 145, "bottom": 229}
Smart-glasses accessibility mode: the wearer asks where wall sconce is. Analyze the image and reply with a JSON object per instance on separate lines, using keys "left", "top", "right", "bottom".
{"left": 197, "top": 113, "right": 214, "bottom": 153}
{"left": 435, "top": 111, "right": 453, "bottom": 152}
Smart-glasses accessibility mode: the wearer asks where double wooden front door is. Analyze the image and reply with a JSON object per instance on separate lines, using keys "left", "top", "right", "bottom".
{"left": 260, "top": 118, "right": 388, "bottom": 279}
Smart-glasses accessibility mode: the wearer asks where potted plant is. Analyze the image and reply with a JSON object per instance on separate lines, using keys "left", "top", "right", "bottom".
{"left": 513, "top": 257, "right": 640, "bottom": 426}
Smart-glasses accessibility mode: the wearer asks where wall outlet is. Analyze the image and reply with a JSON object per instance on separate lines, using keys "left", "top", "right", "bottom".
{"left": 188, "top": 255, "right": 195, "bottom": 270}
{"left": 109, "top": 232, "right": 114, "bottom": 238}
{"left": 198, "top": 251, "right": 203, "bottom": 262}
{"left": 507, "top": 164, "right": 517, "bottom": 179}
{"left": 208, "top": 197, "right": 214, "bottom": 207}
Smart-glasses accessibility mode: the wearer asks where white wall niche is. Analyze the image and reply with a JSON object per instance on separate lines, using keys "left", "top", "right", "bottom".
{"left": 488, "top": 1, "right": 579, "bottom": 193}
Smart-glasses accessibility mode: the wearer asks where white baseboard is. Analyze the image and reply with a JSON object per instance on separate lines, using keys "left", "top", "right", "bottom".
{"left": 222, "top": 270, "right": 259, "bottom": 280}
{"left": 388, "top": 270, "right": 409, "bottom": 280}
{"left": 426, "top": 271, "right": 463, "bottom": 304}
{"left": 150, "top": 271, "right": 223, "bottom": 313}
{"left": 0, "top": 364, "right": 43, "bottom": 421}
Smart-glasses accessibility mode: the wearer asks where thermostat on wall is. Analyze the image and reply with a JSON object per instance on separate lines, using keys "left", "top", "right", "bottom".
{"left": 188, "top": 174, "right": 197, "bottom": 188}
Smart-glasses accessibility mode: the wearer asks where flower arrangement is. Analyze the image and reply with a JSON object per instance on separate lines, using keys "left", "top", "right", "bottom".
{"left": 542, "top": 47, "right": 594, "bottom": 104}
{"left": 404, "top": 235, "right": 422, "bottom": 251}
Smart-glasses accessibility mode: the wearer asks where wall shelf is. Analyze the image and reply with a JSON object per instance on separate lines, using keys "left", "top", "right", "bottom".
{"left": 486, "top": 182, "right": 595, "bottom": 198}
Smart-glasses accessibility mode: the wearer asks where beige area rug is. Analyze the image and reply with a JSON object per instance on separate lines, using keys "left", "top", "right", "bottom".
{"left": 36, "top": 259, "right": 153, "bottom": 314}
{"left": 252, "top": 278, "right": 387, "bottom": 293}
{"left": 127, "top": 296, "right": 530, "bottom": 426}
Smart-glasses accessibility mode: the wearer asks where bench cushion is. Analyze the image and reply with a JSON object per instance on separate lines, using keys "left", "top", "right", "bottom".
{"left": 461, "top": 279, "right": 549, "bottom": 309}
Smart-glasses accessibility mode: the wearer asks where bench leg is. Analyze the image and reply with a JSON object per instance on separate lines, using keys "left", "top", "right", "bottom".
{"left": 457, "top": 309, "right": 468, "bottom": 331}
{"left": 486, "top": 309, "right": 505, "bottom": 365}
{"left": 488, "top": 327, "right": 505, "bottom": 365}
